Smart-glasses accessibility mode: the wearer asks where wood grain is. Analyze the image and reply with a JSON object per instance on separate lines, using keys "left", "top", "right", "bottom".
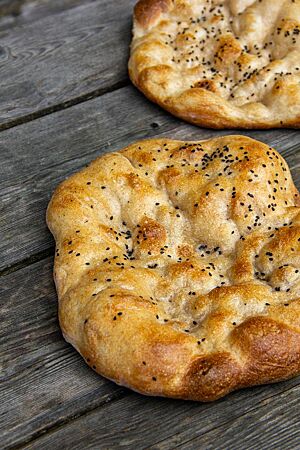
{"left": 0, "top": 0, "right": 95, "bottom": 31}
{"left": 0, "top": 1, "right": 299, "bottom": 448}
{"left": 0, "top": 88, "right": 299, "bottom": 449}
{"left": 0, "top": 86, "right": 299, "bottom": 272}
{"left": 0, "top": 256, "right": 128, "bottom": 449}
{"left": 0, "top": 0, "right": 135, "bottom": 128}
{"left": 23, "top": 378, "right": 300, "bottom": 450}
{"left": 1, "top": 256, "right": 299, "bottom": 449}
{"left": 176, "top": 385, "right": 300, "bottom": 450}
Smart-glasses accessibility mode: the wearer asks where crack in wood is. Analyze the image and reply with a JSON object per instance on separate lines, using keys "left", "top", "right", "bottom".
{"left": 0, "top": 79, "right": 129, "bottom": 133}
{"left": 148, "top": 382, "right": 300, "bottom": 450}
{"left": 13, "top": 388, "right": 130, "bottom": 450}
{"left": 0, "top": 247, "right": 54, "bottom": 277}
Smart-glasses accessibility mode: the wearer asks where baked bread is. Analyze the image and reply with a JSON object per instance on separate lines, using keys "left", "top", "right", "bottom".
{"left": 47, "top": 135, "right": 300, "bottom": 401}
{"left": 128, "top": 0, "right": 300, "bottom": 129}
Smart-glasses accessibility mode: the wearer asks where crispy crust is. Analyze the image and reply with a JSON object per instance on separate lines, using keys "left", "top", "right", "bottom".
{"left": 134, "top": 0, "right": 171, "bottom": 28}
{"left": 47, "top": 136, "right": 300, "bottom": 401}
{"left": 129, "top": 0, "right": 300, "bottom": 129}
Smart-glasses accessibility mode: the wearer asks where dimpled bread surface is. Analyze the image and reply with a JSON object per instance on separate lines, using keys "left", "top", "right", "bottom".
{"left": 129, "top": 0, "right": 300, "bottom": 128}
{"left": 47, "top": 135, "right": 300, "bottom": 401}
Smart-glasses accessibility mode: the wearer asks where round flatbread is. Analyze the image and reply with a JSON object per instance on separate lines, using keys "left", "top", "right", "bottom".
{"left": 129, "top": 0, "right": 300, "bottom": 129}
{"left": 47, "top": 135, "right": 300, "bottom": 401}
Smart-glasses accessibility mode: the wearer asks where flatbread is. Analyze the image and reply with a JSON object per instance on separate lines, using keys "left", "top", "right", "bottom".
{"left": 128, "top": 0, "right": 300, "bottom": 129}
{"left": 47, "top": 135, "right": 300, "bottom": 401}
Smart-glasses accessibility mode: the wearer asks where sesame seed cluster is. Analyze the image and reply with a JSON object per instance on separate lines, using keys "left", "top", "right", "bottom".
{"left": 129, "top": 0, "right": 300, "bottom": 128}
{"left": 47, "top": 136, "right": 300, "bottom": 400}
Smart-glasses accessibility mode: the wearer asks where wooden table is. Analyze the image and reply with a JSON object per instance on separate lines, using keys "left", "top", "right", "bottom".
{"left": 0, "top": 1, "right": 299, "bottom": 448}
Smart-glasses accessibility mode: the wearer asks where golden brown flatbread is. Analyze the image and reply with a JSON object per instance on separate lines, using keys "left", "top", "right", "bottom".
{"left": 129, "top": 0, "right": 300, "bottom": 129}
{"left": 47, "top": 135, "right": 300, "bottom": 401}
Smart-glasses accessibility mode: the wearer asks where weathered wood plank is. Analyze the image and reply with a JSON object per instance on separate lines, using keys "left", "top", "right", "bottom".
{"left": 0, "top": 256, "right": 128, "bottom": 450}
{"left": 1, "top": 255, "right": 299, "bottom": 448}
{"left": 24, "top": 378, "right": 300, "bottom": 449}
{"left": 176, "top": 385, "right": 300, "bottom": 450}
{"left": 0, "top": 86, "right": 299, "bottom": 271}
{"left": 1, "top": 235, "right": 299, "bottom": 449}
{"left": 0, "top": 0, "right": 135, "bottom": 128}
{"left": 0, "top": 0, "right": 95, "bottom": 32}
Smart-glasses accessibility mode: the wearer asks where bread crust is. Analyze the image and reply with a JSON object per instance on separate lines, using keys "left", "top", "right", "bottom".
{"left": 47, "top": 135, "right": 300, "bottom": 401}
{"left": 129, "top": 0, "right": 300, "bottom": 129}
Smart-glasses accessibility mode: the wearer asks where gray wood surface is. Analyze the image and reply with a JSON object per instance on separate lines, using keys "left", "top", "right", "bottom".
{"left": 1, "top": 256, "right": 299, "bottom": 450}
{"left": 0, "top": 256, "right": 127, "bottom": 449}
{"left": 1, "top": 85, "right": 299, "bottom": 273}
{"left": 177, "top": 386, "right": 300, "bottom": 450}
{"left": 0, "top": 0, "right": 134, "bottom": 129}
{"left": 24, "top": 376, "right": 300, "bottom": 450}
{"left": 0, "top": 89, "right": 299, "bottom": 449}
{"left": 0, "top": 0, "right": 299, "bottom": 448}
{"left": 0, "top": 0, "right": 95, "bottom": 31}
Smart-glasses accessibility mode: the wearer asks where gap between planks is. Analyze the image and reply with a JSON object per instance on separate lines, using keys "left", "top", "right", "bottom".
{"left": 0, "top": 0, "right": 135, "bottom": 128}
{"left": 18, "top": 380, "right": 300, "bottom": 450}
{"left": 12, "top": 389, "right": 130, "bottom": 450}
{"left": 0, "top": 125, "right": 299, "bottom": 276}
{"left": 148, "top": 381, "right": 300, "bottom": 450}
{"left": 0, "top": 79, "right": 129, "bottom": 133}
{"left": 0, "top": 247, "right": 54, "bottom": 277}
